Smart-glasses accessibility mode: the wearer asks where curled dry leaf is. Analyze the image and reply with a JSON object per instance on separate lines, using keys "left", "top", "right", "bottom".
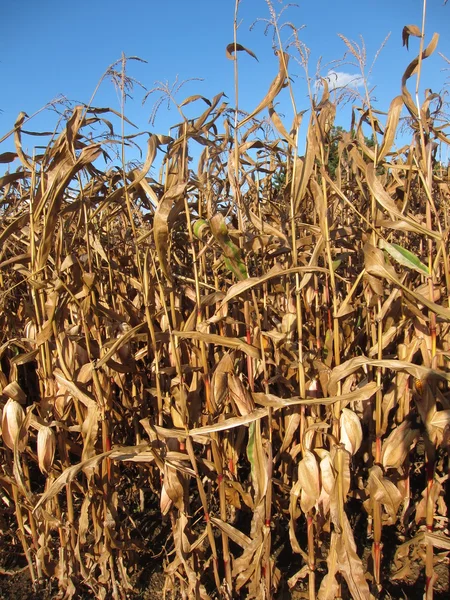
{"left": 228, "top": 373, "right": 255, "bottom": 416}
{"left": 402, "top": 24, "right": 422, "bottom": 49}
{"left": 210, "top": 352, "right": 234, "bottom": 412}
{"left": 340, "top": 408, "right": 363, "bottom": 455}
{"left": 238, "top": 50, "right": 289, "bottom": 129}
{"left": 279, "top": 410, "right": 301, "bottom": 454}
{"left": 2, "top": 381, "right": 27, "bottom": 404}
{"left": 401, "top": 30, "right": 439, "bottom": 123}
{"left": 268, "top": 103, "right": 297, "bottom": 148}
{"left": 153, "top": 182, "right": 187, "bottom": 281}
{"left": 368, "top": 465, "right": 403, "bottom": 520}
{"left": 381, "top": 420, "right": 420, "bottom": 469}
{"left": 297, "top": 450, "right": 321, "bottom": 513}
{"left": 429, "top": 409, "right": 450, "bottom": 431}
{"left": 365, "top": 167, "right": 439, "bottom": 240}
{"left": 289, "top": 479, "right": 303, "bottom": 554}
{"left": 96, "top": 322, "right": 145, "bottom": 368}
{"left": 319, "top": 452, "right": 336, "bottom": 497}
{"left": 378, "top": 96, "right": 403, "bottom": 159}
{"left": 225, "top": 42, "right": 258, "bottom": 62}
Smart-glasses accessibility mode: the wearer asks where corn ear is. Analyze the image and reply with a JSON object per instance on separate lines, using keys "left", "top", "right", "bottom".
{"left": 37, "top": 426, "right": 56, "bottom": 474}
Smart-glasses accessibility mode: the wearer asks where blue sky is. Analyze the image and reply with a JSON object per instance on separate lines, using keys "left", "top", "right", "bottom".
{"left": 1, "top": 0, "right": 449, "bottom": 163}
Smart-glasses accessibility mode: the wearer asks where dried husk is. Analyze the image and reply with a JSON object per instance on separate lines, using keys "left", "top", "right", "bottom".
{"left": 1, "top": 399, "right": 27, "bottom": 451}
{"left": 37, "top": 426, "right": 56, "bottom": 474}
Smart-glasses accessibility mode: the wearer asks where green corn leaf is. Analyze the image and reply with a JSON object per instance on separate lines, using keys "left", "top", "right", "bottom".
{"left": 192, "top": 219, "right": 209, "bottom": 240}
{"left": 223, "top": 241, "right": 248, "bottom": 280}
{"left": 224, "top": 256, "right": 248, "bottom": 281}
{"left": 210, "top": 214, "right": 248, "bottom": 280}
{"left": 380, "top": 240, "right": 429, "bottom": 276}
{"left": 332, "top": 259, "right": 342, "bottom": 272}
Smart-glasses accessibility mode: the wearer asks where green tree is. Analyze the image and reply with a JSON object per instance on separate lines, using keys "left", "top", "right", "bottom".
{"left": 327, "top": 126, "right": 375, "bottom": 178}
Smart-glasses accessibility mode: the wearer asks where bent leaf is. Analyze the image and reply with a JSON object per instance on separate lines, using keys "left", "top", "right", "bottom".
{"left": 379, "top": 239, "right": 429, "bottom": 276}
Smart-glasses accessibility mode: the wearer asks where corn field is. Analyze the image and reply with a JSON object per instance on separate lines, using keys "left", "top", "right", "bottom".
{"left": 1, "top": 4, "right": 450, "bottom": 599}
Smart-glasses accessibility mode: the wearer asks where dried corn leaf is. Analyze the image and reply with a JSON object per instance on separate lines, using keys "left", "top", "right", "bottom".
{"left": 401, "top": 32, "right": 439, "bottom": 122}
{"left": 340, "top": 408, "right": 363, "bottom": 455}
{"left": 279, "top": 410, "right": 301, "bottom": 454}
{"left": 297, "top": 450, "right": 320, "bottom": 513}
{"left": 219, "top": 264, "right": 329, "bottom": 307}
{"left": 96, "top": 322, "right": 145, "bottom": 368}
{"left": 153, "top": 182, "right": 187, "bottom": 281}
{"left": 238, "top": 50, "right": 289, "bottom": 129}
{"left": 368, "top": 465, "right": 403, "bottom": 520}
{"left": 366, "top": 165, "right": 439, "bottom": 239}
{"left": 226, "top": 43, "right": 258, "bottom": 62}
{"left": 329, "top": 356, "right": 450, "bottom": 396}
{"left": 228, "top": 373, "right": 255, "bottom": 416}
{"left": 210, "top": 352, "right": 234, "bottom": 411}
{"left": 429, "top": 409, "right": 450, "bottom": 430}
{"left": 381, "top": 420, "right": 420, "bottom": 469}
{"left": 318, "top": 532, "right": 339, "bottom": 600}
{"left": 54, "top": 370, "right": 97, "bottom": 409}
{"left": 247, "top": 420, "right": 268, "bottom": 504}
{"left": 378, "top": 96, "right": 403, "bottom": 159}
{"left": 253, "top": 381, "right": 379, "bottom": 409}
{"left": 34, "top": 444, "right": 149, "bottom": 511}
{"left": 210, "top": 517, "right": 252, "bottom": 548}
{"left": 268, "top": 103, "right": 297, "bottom": 147}
{"left": 336, "top": 513, "right": 371, "bottom": 600}
{"left": 248, "top": 209, "right": 290, "bottom": 245}
{"left": 172, "top": 330, "right": 260, "bottom": 359}
{"left": 402, "top": 25, "right": 422, "bottom": 50}
{"left": 188, "top": 408, "right": 268, "bottom": 436}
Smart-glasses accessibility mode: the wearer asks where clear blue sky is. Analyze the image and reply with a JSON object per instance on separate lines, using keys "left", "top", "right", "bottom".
{"left": 1, "top": 0, "right": 449, "bottom": 162}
